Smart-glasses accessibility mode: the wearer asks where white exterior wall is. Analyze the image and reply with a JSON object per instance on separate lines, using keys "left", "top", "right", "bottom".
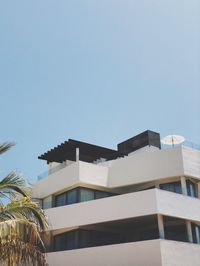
{"left": 182, "top": 147, "right": 200, "bottom": 178}
{"left": 108, "top": 147, "right": 185, "bottom": 187}
{"left": 46, "top": 239, "right": 200, "bottom": 266}
{"left": 79, "top": 162, "right": 109, "bottom": 187}
{"left": 46, "top": 239, "right": 162, "bottom": 266}
{"left": 45, "top": 189, "right": 157, "bottom": 231}
{"left": 32, "top": 147, "right": 200, "bottom": 199}
{"left": 156, "top": 189, "right": 200, "bottom": 222}
{"left": 34, "top": 145, "right": 200, "bottom": 266}
{"left": 32, "top": 161, "right": 108, "bottom": 199}
{"left": 45, "top": 189, "right": 200, "bottom": 231}
{"left": 160, "top": 240, "right": 200, "bottom": 266}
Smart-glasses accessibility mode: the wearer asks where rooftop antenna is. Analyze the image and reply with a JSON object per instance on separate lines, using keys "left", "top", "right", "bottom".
{"left": 161, "top": 135, "right": 185, "bottom": 147}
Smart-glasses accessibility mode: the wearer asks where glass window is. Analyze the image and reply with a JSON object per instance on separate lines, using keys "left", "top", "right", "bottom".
{"left": 67, "top": 189, "right": 77, "bottom": 205}
{"left": 54, "top": 233, "right": 67, "bottom": 251}
{"left": 66, "top": 231, "right": 77, "bottom": 250}
{"left": 54, "top": 231, "right": 77, "bottom": 251}
{"left": 80, "top": 188, "right": 95, "bottom": 202}
{"left": 192, "top": 223, "right": 200, "bottom": 244}
{"left": 160, "top": 182, "right": 182, "bottom": 194}
{"left": 55, "top": 193, "right": 66, "bottom": 207}
{"left": 186, "top": 180, "right": 197, "bottom": 198}
{"left": 79, "top": 230, "right": 92, "bottom": 248}
{"left": 95, "top": 191, "right": 110, "bottom": 199}
{"left": 54, "top": 188, "right": 113, "bottom": 207}
{"left": 174, "top": 183, "right": 182, "bottom": 194}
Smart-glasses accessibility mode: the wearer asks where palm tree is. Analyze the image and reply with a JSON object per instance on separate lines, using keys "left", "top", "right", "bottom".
{"left": 0, "top": 142, "right": 48, "bottom": 266}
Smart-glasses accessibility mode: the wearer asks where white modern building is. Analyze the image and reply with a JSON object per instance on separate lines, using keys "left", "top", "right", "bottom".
{"left": 32, "top": 130, "right": 200, "bottom": 266}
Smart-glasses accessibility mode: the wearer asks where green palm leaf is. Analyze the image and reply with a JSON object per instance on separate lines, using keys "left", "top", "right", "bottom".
{"left": 0, "top": 142, "right": 49, "bottom": 265}
{"left": 1, "top": 198, "right": 48, "bottom": 230}
{"left": 0, "top": 172, "right": 29, "bottom": 198}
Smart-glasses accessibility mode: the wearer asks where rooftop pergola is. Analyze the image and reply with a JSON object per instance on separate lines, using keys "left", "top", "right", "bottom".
{"left": 38, "top": 139, "right": 118, "bottom": 163}
{"left": 38, "top": 130, "right": 161, "bottom": 164}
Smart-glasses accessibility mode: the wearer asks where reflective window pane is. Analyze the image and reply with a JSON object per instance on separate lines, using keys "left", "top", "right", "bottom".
{"left": 66, "top": 231, "right": 77, "bottom": 249}
{"left": 79, "top": 230, "right": 92, "bottom": 248}
{"left": 160, "top": 182, "right": 182, "bottom": 195}
{"left": 80, "top": 188, "right": 94, "bottom": 202}
{"left": 67, "top": 189, "right": 77, "bottom": 205}
{"left": 95, "top": 191, "right": 110, "bottom": 199}
{"left": 192, "top": 223, "right": 200, "bottom": 244}
{"left": 186, "top": 180, "right": 197, "bottom": 198}
{"left": 55, "top": 193, "right": 66, "bottom": 207}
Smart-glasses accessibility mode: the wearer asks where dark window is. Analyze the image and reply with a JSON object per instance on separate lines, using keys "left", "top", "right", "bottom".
{"left": 80, "top": 188, "right": 95, "bottom": 202}
{"left": 163, "top": 216, "right": 188, "bottom": 242}
{"left": 50, "top": 216, "right": 160, "bottom": 253}
{"left": 186, "top": 180, "right": 197, "bottom": 198}
{"left": 53, "top": 231, "right": 77, "bottom": 251}
{"left": 54, "top": 187, "right": 114, "bottom": 207}
{"left": 55, "top": 193, "right": 66, "bottom": 207}
{"left": 54, "top": 233, "right": 67, "bottom": 251}
{"left": 95, "top": 191, "right": 110, "bottom": 199}
{"left": 66, "top": 231, "right": 77, "bottom": 249}
{"left": 78, "top": 229, "right": 125, "bottom": 249}
{"left": 192, "top": 223, "right": 200, "bottom": 244}
{"left": 67, "top": 189, "right": 77, "bottom": 205}
{"left": 79, "top": 230, "right": 92, "bottom": 248}
{"left": 160, "top": 182, "right": 182, "bottom": 194}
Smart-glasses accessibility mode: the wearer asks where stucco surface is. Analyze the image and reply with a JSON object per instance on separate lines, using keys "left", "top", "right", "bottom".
{"left": 46, "top": 239, "right": 162, "bottom": 266}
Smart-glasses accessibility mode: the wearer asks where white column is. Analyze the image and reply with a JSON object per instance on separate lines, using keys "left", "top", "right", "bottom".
{"left": 186, "top": 221, "right": 193, "bottom": 243}
{"left": 197, "top": 182, "right": 200, "bottom": 199}
{"left": 76, "top": 148, "right": 79, "bottom": 162}
{"left": 157, "top": 214, "right": 165, "bottom": 239}
{"left": 181, "top": 176, "right": 187, "bottom": 195}
{"left": 48, "top": 162, "right": 53, "bottom": 175}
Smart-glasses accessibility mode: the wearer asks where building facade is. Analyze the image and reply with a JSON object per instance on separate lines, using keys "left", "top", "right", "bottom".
{"left": 32, "top": 130, "right": 200, "bottom": 266}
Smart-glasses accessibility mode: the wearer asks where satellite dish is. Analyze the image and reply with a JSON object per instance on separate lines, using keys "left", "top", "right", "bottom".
{"left": 161, "top": 135, "right": 185, "bottom": 147}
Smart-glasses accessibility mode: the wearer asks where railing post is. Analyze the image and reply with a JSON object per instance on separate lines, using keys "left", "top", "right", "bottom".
{"left": 157, "top": 214, "right": 165, "bottom": 239}
{"left": 181, "top": 176, "right": 187, "bottom": 195}
{"left": 186, "top": 221, "right": 193, "bottom": 243}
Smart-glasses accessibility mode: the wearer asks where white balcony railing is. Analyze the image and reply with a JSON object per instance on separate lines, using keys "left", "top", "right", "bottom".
{"left": 162, "top": 141, "right": 200, "bottom": 151}
{"left": 37, "top": 161, "right": 74, "bottom": 181}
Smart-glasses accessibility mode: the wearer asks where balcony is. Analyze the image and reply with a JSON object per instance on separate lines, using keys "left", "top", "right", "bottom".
{"left": 33, "top": 145, "right": 200, "bottom": 200}
{"left": 44, "top": 189, "right": 200, "bottom": 231}
{"left": 46, "top": 239, "right": 200, "bottom": 266}
{"left": 37, "top": 161, "right": 73, "bottom": 181}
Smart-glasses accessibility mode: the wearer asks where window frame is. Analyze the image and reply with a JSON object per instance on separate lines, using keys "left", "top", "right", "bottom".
{"left": 54, "top": 187, "right": 115, "bottom": 207}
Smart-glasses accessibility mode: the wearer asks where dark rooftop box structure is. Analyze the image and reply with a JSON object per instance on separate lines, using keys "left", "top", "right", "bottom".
{"left": 38, "top": 130, "right": 161, "bottom": 164}
{"left": 118, "top": 130, "right": 161, "bottom": 155}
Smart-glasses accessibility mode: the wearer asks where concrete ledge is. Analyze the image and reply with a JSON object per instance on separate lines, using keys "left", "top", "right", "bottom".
{"left": 45, "top": 189, "right": 157, "bottom": 231}
{"left": 160, "top": 240, "right": 200, "bottom": 266}
{"left": 45, "top": 189, "right": 200, "bottom": 231}
{"left": 46, "top": 239, "right": 200, "bottom": 266}
{"left": 46, "top": 239, "right": 162, "bottom": 266}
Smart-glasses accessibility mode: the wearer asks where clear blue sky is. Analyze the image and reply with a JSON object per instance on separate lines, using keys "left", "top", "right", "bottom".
{"left": 0, "top": 1, "right": 199, "bottom": 184}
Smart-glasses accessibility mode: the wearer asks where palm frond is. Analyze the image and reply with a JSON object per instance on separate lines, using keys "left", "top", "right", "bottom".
{"left": 0, "top": 198, "right": 48, "bottom": 230}
{"left": 0, "top": 240, "right": 47, "bottom": 266}
{"left": 0, "top": 172, "right": 29, "bottom": 198}
{"left": 0, "top": 142, "right": 15, "bottom": 155}
{"left": 0, "top": 142, "right": 49, "bottom": 265}
{"left": 0, "top": 218, "right": 47, "bottom": 265}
